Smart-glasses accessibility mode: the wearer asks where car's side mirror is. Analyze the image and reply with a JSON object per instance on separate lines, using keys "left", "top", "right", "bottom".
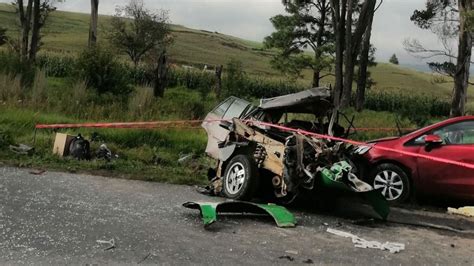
{"left": 424, "top": 134, "right": 442, "bottom": 151}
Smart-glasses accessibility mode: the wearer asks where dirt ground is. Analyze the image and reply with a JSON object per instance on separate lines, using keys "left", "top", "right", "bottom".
{"left": 1, "top": 166, "right": 473, "bottom": 264}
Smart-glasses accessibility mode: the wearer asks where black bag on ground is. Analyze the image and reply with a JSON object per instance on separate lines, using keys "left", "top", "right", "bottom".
{"left": 69, "top": 134, "right": 91, "bottom": 160}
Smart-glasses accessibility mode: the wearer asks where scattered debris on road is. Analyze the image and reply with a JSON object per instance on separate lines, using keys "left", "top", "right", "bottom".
{"left": 278, "top": 255, "right": 295, "bottom": 262}
{"left": 447, "top": 206, "right": 474, "bottom": 218}
{"left": 96, "top": 144, "right": 115, "bottom": 161}
{"left": 96, "top": 238, "right": 116, "bottom": 251}
{"left": 137, "top": 252, "right": 152, "bottom": 264}
{"left": 183, "top": 200, "right": 296, "bottom": 228}
{"left": 29, "top": 169, "right": 46, "bottom": 175}
{"left": 285, "top": 250, "right": 298, "bottom": 255}
{"left": 326, "top": 228, "right": 405, "bottom": 253}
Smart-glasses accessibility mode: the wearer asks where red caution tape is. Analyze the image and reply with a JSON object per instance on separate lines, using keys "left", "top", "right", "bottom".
{"left": 35, "top": 120, "right": 203, "bottom": 129}
{"left": 35, "top": 119, "right": 474, "bottom": 170}
{"left": 35, "top": 121, "right": 411, "bottom": 132}
{"left": 246, "top": 120, "right": 474, "bottom": 170}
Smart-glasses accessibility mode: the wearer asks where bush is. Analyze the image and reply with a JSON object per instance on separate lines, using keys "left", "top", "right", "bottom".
{"left": 0, "top": 127, "right": 14, "bottom": 148}
{"left": 75, "top": 47, "right": 133, "bottom": 96}
{"left": 362, "top": 91, "right": 450, "bottom": 126}
{"left": 0, "top": 51, "right": 36, "bottom": 87}
{"left": 0, "top": 74, "right": 23, "bottom": 102}
{"left": 169, "top": 69, "right": 216, "bottom": 96}
{"left": 37, "top": 54, "right": 75, "bottom": 77}
{"left": 223, "top": 59, "right": 246, "bottom": 97}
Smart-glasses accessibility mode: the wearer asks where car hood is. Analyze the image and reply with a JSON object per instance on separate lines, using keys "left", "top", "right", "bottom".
{"left": 367, "top": 136, "right": 400, "bottom": 144}
{"left": 259, "top": 87, "right": 333, "bottom": 115}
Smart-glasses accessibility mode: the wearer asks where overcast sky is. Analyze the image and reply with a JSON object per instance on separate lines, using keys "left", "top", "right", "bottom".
{"left": 1, "top": 0, "right": 446, "bottom": 65}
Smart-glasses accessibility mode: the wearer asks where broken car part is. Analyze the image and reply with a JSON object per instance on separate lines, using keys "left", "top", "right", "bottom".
{"left": 206, "top": 118, "right": 389, "bottom": 218}
{"left": 320, "top": 161, "right": 389, "bottom": 220}
{"left": 9, "top": 144, "right": 34, "bottom": 155}
{"left": 96, "top": 238, "right": 116, "bottom": 251}
{"left": 326, "top": 228, "right": 405, "bottom": 254}
{"left": 201, "top": 87, "right": 389, "bottom": 218}
{"left": 96, "top": 144, "right": 113, "bottom": 161}
{"left": 183, "top": 200, "right": 296, "bottom": 228}
{"left": 447, "top": 206, "right": 474, "bottom": 218}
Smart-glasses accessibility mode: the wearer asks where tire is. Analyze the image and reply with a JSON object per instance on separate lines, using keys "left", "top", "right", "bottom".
{"left": 222, "top": 154, "right": 259, "bottom": 200}
{"left": 370, "top": 163, "right": 410, "bottom": 204}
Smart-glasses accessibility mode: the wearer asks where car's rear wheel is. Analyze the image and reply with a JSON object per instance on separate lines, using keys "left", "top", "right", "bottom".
{"left": 222, "top": 155, "right": 259, "bottom": 200}
{"left": 370, "top": 163, "right": 410, "bottom": 204}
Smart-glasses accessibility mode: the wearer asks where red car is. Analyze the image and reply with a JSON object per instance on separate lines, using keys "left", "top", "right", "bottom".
{"left": 356, "top": 116, "right": 474, "bottom": 203}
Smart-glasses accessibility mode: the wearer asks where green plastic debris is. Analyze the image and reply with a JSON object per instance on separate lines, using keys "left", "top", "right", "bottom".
{"left": 183, "top": 201, "right": 296, "bottom": 228}
{"left": 256, "top": 203, "right": 296, "bottom": 228}
{"left": 183, "top": 202, "right": 219, "bottom": 227}
{"left": 320, "top": 161, "right": 390, "bottom": 220}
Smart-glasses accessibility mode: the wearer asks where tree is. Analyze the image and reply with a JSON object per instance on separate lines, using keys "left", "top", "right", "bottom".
{"left": 13, "top": 0, "right": 57, "bottom": 62}
{"left": 330, "top": 0, "right": 379, "bottom": 108}
{"left": 264, "top": 0, "right": 333, "bottom": 87}
{"left": 75, "top": 47, "right": 132, "bottom": 96}
{"left": 406, "top": 0, "right": 472, "bottom": 117}
{"left": 215, "top": 65, "right": 223, "bottom": 97}
{"left": 355, "top": 44, "right": 377, "bottom": 111}
{"left": 108, "top": 0, "right": 171, "bottom": 68}
{"left": 88, "top": 0, "right": 99, "bottom": 47}
{"left": 389, "top": 54, "right": 399, "bottom": 65}
{"left": 148, "top": 49, "right": 168, "bottom": 98}
{"left": 0, "top": 27, "right": 7, "bottom": 46}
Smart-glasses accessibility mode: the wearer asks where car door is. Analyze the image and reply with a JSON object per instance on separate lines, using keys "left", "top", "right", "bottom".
{"left": 416, "top": 120, "right": 474, "bottom": 200}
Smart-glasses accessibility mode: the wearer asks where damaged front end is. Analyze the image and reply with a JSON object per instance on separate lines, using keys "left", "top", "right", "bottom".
{"left": 207, "top": 118, "right": 389, "bottom": 219}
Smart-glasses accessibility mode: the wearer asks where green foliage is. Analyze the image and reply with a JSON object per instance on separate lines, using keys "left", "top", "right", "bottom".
{"left": 223, "top": 59, "right": 246, "bottom": 96}
{"left": 363, "top": 91, "right": 450, "bottom": 126}
{"left": 464, "top": 10, "right": 474, "bottom": 31}
{"left": 389, "top": 54, "right": 399, "bottom": 65}
{"left": 0, "top": 126, "right": 13, "bottom": 148}
{"left": 0, "top": 27, "right": 7, "bottom": 46}
{"left": 0, "top": 106, "right": 211, "bottom": 185}
{"left": 264, "top": 0, "right": 333, "bottom": 81}
{"left": 75, "top": 47, "right": 133, "bottom": 96}
{"left": 0, "top": 51, "right": 36, "bottom": 87}
{"left": 168, "top": 68, "right": 216, "bottom": 96}
{"left": 37, "top": 53, "right": 75, "bottom": 77}
{"left": 108, "top": 0, "right": 171, "bottom": 66}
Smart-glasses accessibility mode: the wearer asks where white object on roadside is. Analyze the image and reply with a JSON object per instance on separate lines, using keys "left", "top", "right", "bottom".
{"left": 447, "top": 206, "right": 474, "bottom": 218}
{"left": 326, "top": 228, "right": 405, "bottom": 254}
{"left": 96, "top": 239, "right": 115, "bottom": 250}
{"left": 285, "top": 250, "right": 298, "bottom": 255}
{"left": 178, "top": 153, "right": 193, "bottom": 163}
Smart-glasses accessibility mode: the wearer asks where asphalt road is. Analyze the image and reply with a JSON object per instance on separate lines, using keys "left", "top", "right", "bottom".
{"left": 1, "top": 166, "right": 474, "bottom": 265}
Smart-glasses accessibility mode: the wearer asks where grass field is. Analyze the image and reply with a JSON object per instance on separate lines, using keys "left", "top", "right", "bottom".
{"left": 2, "top": 2, "right": 471, "bottom": 106}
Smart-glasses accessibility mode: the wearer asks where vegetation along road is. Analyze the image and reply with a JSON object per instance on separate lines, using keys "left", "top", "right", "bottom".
{"left": 1, "top": 166, "right": 473, "bottom": 264}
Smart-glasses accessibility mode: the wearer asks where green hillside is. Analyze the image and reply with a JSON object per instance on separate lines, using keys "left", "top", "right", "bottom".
{"left": 0, "top": 3, "right": 276, "bottom": 75}
{"left": 1, "top": 3, "right": 472, "bottom": 107}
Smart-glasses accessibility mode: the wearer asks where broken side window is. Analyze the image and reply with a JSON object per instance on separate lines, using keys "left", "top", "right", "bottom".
{"left": 212, "top": 98, "right": 235, "bottom": 118}
{"left": 223, "top": 99, "right": 250, "bottom": 119}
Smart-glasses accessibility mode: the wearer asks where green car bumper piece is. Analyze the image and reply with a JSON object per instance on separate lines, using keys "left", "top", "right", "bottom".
{"left": 320, "top": 161, "right": 390, "bottom": 220}
{"left": 183, "top": 201, "right": 296, "bottom": 228}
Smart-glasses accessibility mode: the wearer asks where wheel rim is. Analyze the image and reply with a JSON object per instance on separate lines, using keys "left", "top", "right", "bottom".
{"left": 373, "top": 170, "right": 404, "bottom": 201}
{"left": 225, "top": 162, "right": 246, "bottom": 195}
